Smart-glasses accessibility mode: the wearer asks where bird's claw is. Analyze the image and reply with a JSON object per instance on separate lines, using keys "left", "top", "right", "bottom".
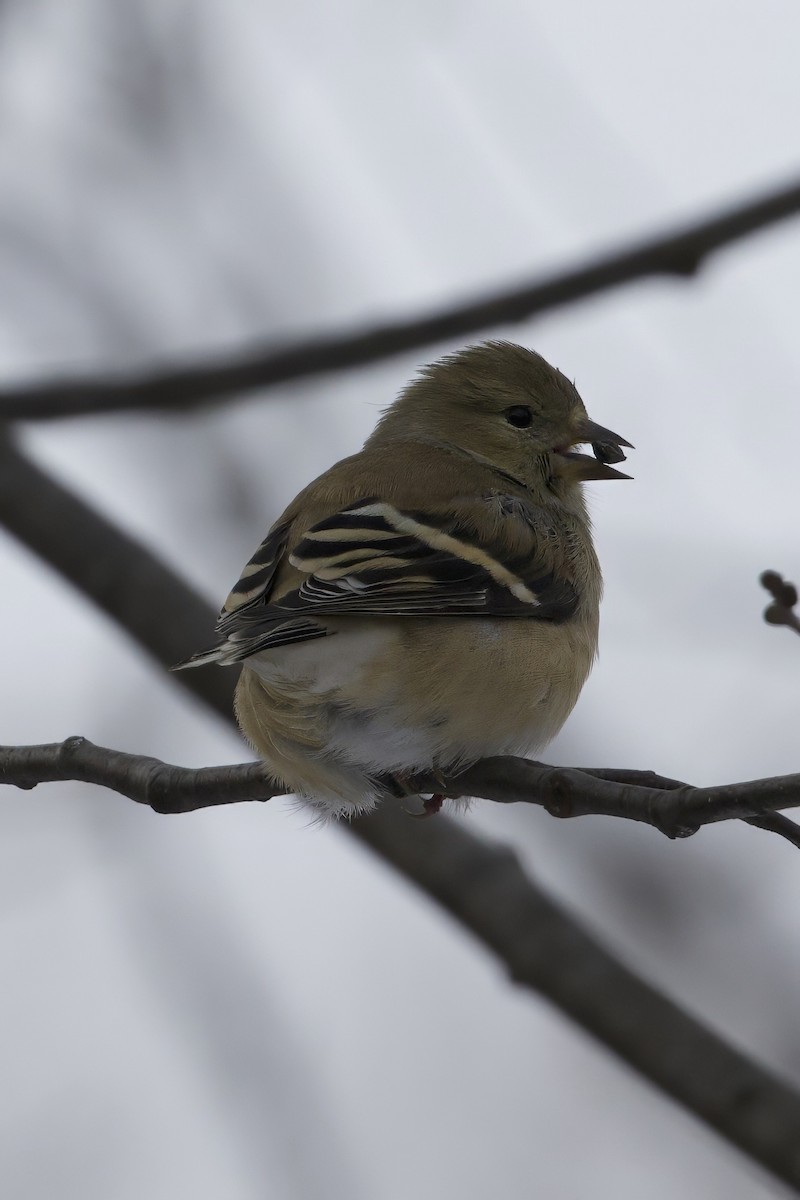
{"left": 408, "top": 793, "right": 444, "bottom": 819}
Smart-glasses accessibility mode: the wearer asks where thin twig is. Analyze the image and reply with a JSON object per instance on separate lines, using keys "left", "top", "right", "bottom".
{"left": 745, "top": 813, "right": 800, "bottom": 851}
{"left": 2, "top": 176, "right": 800, "bottom": 421}
{"left": 4, "top": 433, "right": 800, "bottom": 1191}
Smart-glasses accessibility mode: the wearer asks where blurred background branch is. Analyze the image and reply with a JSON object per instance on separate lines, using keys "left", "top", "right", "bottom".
{"left": 1, "top": 175, "right": 799, "bottom": 422}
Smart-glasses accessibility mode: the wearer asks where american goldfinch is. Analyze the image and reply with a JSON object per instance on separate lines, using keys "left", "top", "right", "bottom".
{"left": 179, "top": 341, "right": 631, "bottom": 818}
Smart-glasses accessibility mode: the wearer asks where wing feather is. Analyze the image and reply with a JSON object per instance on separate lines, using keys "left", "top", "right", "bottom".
{"left": 175, "top": 497, "right": 578, "bottom": 668}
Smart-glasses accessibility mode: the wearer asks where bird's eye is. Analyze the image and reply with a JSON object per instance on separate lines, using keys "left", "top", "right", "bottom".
{"left": 505, "top": 406, "right": 533, "bottom": 428}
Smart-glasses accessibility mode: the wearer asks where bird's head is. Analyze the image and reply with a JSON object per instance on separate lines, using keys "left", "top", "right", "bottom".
{"left": 371, "top": 341, "right": 632, "bottom": 498}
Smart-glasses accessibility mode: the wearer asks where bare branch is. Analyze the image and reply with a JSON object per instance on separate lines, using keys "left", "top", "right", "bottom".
{"left": 0, "top": 738, "right": 274, "bottom": 812}
{"left": 2, "top": 176, "right": 800, "bottom": 422}
{"left": 5, "top": 432, "right": 800, "bottom": 1191}
{"left": 4, "top": 739, "right": 800, "bottom": 848}
{"left": 421, "top": 759, "right": 800, "bottom": 841}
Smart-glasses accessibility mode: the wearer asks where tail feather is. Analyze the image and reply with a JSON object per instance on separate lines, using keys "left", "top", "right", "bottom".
{"left": 171, "top": 645, "right": 227, "bottom": 671}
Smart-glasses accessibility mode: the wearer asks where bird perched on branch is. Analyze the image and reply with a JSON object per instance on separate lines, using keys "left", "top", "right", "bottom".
{"left": 178, "top": 341, "right": 632, "bottom": 818}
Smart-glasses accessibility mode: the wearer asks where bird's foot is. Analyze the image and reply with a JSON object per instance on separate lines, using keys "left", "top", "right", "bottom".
{"left": 385, "top": 771, "right": 447, "bottom": 818}
{"left": 418, "top": 793, "right": 444, "bottom": 818}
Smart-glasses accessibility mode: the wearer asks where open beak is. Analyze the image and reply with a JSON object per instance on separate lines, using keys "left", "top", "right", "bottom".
{"left": 554, "top": 419, "right": 633, "bottom": 481}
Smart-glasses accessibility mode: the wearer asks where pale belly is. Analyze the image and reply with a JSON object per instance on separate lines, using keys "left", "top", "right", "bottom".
{"left": 245, "top": 613, "right": 598, "bottom": 780}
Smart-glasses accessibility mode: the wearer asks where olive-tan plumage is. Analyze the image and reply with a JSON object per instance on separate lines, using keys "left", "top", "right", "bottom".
{"left": 178, "top": 341, "right": 632, "bottom": 817}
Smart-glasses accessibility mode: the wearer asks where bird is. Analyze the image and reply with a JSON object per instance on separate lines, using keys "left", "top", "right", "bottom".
{"left": 177, "top": 341, "right": 632, "bottom": 819}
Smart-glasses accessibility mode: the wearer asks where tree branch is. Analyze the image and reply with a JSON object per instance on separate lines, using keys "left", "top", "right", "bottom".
{"left": 4, "top": 738, "right": 800, "bottom": 850}
{"left": 2, "top": 175, "right": 800, "bottom": 421}
{"left": 4, "top": 431, "right": 800, "bottom": 1191}
{"left": 0, "top": 738, "right": 272, "bottom": 811}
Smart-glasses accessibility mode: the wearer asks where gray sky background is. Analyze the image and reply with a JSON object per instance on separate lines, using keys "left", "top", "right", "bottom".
{"left": 1, "top": 3, "right": 800, "bottom": 1198}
